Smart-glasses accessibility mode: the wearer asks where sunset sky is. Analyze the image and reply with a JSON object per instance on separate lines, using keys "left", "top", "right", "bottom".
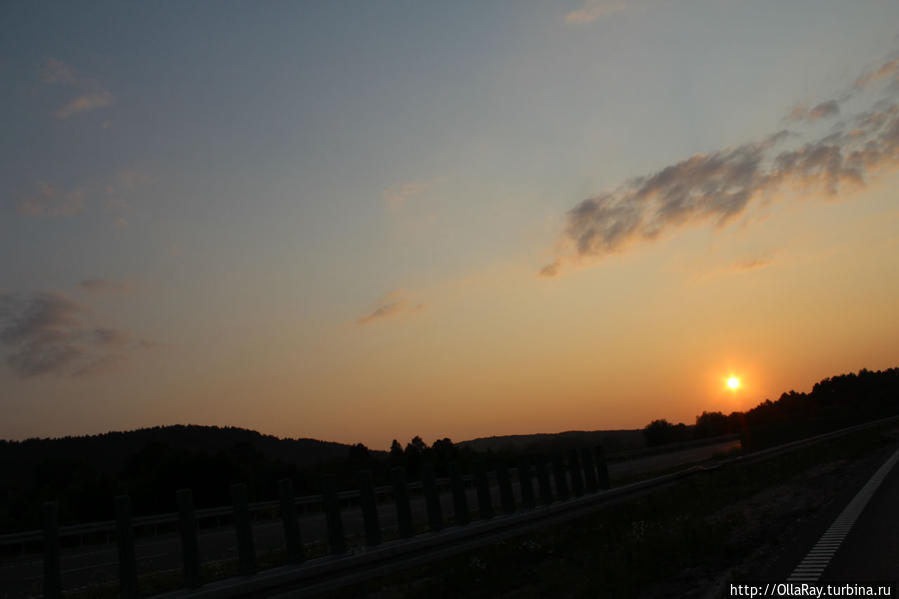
{"left": 2, "top": 1, "right": 899, "bottom": 449}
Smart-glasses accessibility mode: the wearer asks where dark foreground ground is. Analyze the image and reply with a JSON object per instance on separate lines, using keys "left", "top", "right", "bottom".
{"left": 326, "top": 427, "right": 897, "bottom": 598}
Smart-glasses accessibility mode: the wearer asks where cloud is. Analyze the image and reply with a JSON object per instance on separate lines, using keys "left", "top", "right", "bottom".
{"left": 542, "top": 58, "right": 899, "bottom": 276}
{"left": 854, "top": 58, "right": 899, "bottom": 91}
{"left": 787, "top": 101, "right": 840, "bottom": 124}
{"left": 357, "top": 291, "right": 424, "bottom": 326}
{"left": 565, "top": 0, "right": 628, "bottom": 24}
{"left": 0, "top": 291, "right": 153, "bottom": 378}
{"left": 80, "top": 278, "right": 132, "bottom": 296}
{"left": 18, "top": 181, "right": 85, "bottom": 217}
{"left": 54, "top": 91, "right": 116, "bottom": 118}
{"left": 381, "top": 181, "right": 434, "bottom": 211}
{"left": 40, "top": 58, "right": 77, "bottom": 85}
{"left": 732, "top": 255, "right": 773, "bottom": 272}
{"left": 38, "top": 58, "right": 115, "bottom": 118}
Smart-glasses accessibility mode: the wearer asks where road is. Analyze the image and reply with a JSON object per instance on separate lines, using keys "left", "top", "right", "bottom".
{"left": 821, "top": 446, "right": 899, "bottom": 579}
{"left": 0, "top": 438, "right": 738, "bottom": 598}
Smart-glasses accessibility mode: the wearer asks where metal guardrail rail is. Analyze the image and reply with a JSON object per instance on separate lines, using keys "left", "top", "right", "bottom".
{"left": 6, "top": 415, "right": 898, "bottom": 598}
{"left": 150, "top": 414, "right": 899, "bottom": 599}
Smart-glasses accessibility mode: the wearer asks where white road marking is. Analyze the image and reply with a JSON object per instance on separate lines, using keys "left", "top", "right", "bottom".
{"left": 787, "top": 446, "right": 899, "bottom": 582}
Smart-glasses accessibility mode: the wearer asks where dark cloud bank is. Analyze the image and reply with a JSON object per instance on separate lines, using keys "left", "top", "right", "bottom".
{"left": 0, "top": 291, "right": 152, "bottom": 378}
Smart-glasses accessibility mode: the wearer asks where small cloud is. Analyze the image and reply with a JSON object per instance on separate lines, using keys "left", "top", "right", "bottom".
{"left": 538, "top": 260, "right": 561, "bottom": 278}
{"left": 55, "top": 91, "right": 115, "bottom": 118}
{"left": 381, "top": 181, "right": 433, "bottom": 211}
{"left": 18, "top": 181, "right": 85, "bottom": 217}
{"left": 854, "top": 58, "right": 899, "bottom": 91}
{"left": 732, "top": 255, "right": 773, "bottom": 272}
{"left": 40, "top": 58, "right": 78, "bottom": 85}
{"left": 80, "top": 278, "right": 132, "bottom": 296}
{"left": 357, "top": 290, "right": 424, "bottom": 326}
{"left": 565, "top": 0, "right": 628, "bottom": 24}
{"left": 785, "top": 100, "right": 840, "bottom": 124}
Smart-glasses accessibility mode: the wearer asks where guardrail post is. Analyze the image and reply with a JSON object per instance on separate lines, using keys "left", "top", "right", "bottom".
{"left": 568, "top": 450, "right": 585, "bottom": 497}
{"left": 357, "top": 470, "right": 382, "bottom": 546}
{"left": 177, "top": 488, "right": 202, "bottom": 588}
{"left": 552, "top": 453, "right": 570, "bottom": 501}
{"left": 231, "top": 483, "right": 256, "bottom": 575}
{"left": 278, "top": 478, "right": 303, "bottom": 563}
{"left": 496, "top": 462, "right": 515, "bottom": 515}
{"left": 391, "top": 467, "right": 414, "bottom": 538}
{"left": 581, "top": 447, "right": 599, "bottom": 493}
{"left": 421, "top": 463, "right": 444, "bottom": 532}
{"left": 114, "top": 495, "right": 139, "bottom": 598}
{"left": 474, "top": 461, "right": 494, "bottom": 520}
{"left": 535, "top": 455, "right": 553, "bottom": 505}
{"left": 321, "top": 475, "right": 347, "bottom": 554}
{"left": 518, "top": 457, "right": 535, "bottom": 509}
{"left": 42, "top": 501, "right": 61, "bottom": 599}
{"left": 450, "top": 461, "right": 469, "bottom": 525}
{"left": 594, "top": 445, "right": 611, "bottom": 490}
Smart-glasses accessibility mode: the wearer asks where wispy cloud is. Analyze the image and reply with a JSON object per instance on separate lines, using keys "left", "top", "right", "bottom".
{"left": 381, "top": 180, "right": 438, "bottom": 211}
{"left": 565, "top": 0, "right": 628, "bottom": 24}
{"left": 18, "top": 181, "right": 85, "bottom": 217}
{"left": 357, "top": 290, "right": 424, "bottom": 326}
{"left": 40, "top": 58, "right": 77, "bottom": 85}
{"left": 541, "top": 57, "right": 899, "bottom": 277}
{"left": 786, "top": 100, "right": 840, "bottom": 124}
{"left": 732, "top": 255, "right": 774, "bottom": 272}
{"left": 54, "top": 91, "right": 116, "bottom": 118}
{"left": 39, "top": 58, "right": 115, "bottom": 118}
{"left": 0, "top": 291, "right": 155, "bottom": 378}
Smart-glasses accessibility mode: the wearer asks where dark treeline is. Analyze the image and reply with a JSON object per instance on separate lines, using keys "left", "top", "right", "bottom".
{"left": 1, "top": 367, "right": 896, "bottom": 534}
{"left": 643, "top": 367, "right": 899, "bottom": 449}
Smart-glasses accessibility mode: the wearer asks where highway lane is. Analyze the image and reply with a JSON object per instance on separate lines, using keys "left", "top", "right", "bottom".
{"left": 822, "top": 445, "right": 899, "bottom": 580}
{"left": 0, "top": 438, "right": 738, "bottom": 598}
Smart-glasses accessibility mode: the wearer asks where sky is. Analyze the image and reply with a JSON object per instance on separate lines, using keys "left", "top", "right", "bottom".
{"left": 2, "top": 1, "right": 899, "bottom": 449}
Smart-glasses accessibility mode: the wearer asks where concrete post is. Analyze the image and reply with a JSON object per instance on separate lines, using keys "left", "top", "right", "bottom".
{"left": 42, "top": 501, "right": 61, "bottom": 599}
{"left": 496, "top": 462, "right": 515, "bottom": 515}
{"left": 595, "top": 445, "right": 611, "bottom": 490}
{"left": 391, "top": 467, "right": 414, "bottom": 538}
{"left": 568, "top": 450, "right": 585, "bottom": 497}
{"left": 321, "top": 475, "right": 346, "bottom": 554}
{"left": 421, "top": 463, "right": 444, "bottom": 532}
{"left": 552, "top": 453, "right": 570, "bottom": 501}
{"left": 449, "top": 461, "right": 469, "bottom": 525}
{"left": 581, "top": 447, "right": 599, "bottom": 493}
{"left": 357, "top": 469, "right": 382, "bottom": 546}
{"left": 231, "top": 483, "right": 256, "bottom": 575}
{"left": 474, "top": 461, "right": 494, "bottom": 520}
{"left": 177, "top": 489, "right": 202, "bottom": 588}
{"left": 518, "top": 457, "right": 536, "bottom": 509}
{"left": 535, "top": 455, "right": 553, "bottom": 505}
{"left": 278, "top": 478, "right": 303, "bottom": 563}
{"left": 114, "top": 495, "right": 139, "bottom": 598}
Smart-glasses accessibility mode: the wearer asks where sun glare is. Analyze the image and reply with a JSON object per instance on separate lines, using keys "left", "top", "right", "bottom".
{"left": 727, "top": 376, "right": 740, "bottom": 390}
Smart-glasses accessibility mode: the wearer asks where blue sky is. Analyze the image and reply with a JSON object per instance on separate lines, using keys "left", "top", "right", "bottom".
{"left": 2, "top": 1, "right": 899, "bottom": 447}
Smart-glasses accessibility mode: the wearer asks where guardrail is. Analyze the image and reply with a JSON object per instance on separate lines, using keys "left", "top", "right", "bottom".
{"left": 8, "top": 416, "right": 899, "bottom": 598}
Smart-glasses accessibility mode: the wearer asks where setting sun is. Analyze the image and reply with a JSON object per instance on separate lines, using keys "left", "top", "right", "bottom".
{"left": 727, "top": 377, "right": 741, "bottom": 390}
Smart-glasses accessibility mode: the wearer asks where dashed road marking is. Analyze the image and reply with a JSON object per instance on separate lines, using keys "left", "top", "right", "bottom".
{"left": 787, "top": 446, "right": 899, "bottom": 582}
